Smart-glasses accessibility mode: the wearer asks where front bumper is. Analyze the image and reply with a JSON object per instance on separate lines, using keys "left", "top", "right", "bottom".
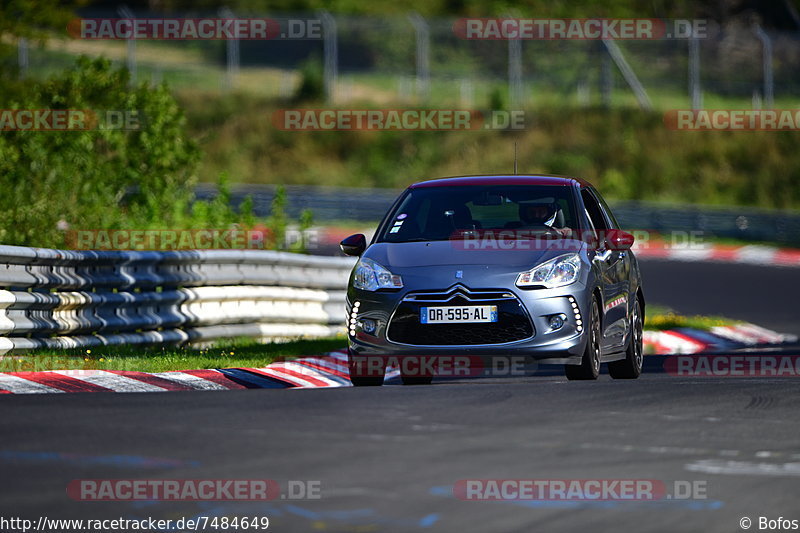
{"left": 346, "top": 283, "right": 590, "bottom": 365}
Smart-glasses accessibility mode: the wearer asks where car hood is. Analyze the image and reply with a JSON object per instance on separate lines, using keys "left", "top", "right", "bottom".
{"left": 363, "top": 239, "right": 587, "bottom": 272}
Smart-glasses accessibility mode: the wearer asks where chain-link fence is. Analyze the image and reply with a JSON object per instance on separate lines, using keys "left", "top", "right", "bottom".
{"left": 13, "top": 10, "right": 800, "bottom": 110}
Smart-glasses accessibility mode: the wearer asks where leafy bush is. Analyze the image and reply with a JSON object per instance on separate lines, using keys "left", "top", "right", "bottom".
{"left": 0, "top": 57, "right": 311, "bottom": 251}
{"left": 293, "top": 54, "right": 325, "bottom": 103}
{"left": 0, "top": 57, "right": 200, "bottom": 248}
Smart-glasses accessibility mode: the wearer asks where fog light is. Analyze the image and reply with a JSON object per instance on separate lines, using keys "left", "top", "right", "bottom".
{"left": 359, "top": 318, "right": 377, "bottom": 334}
{"left": 549, "top": 314, "right": 566, "bottom": 331}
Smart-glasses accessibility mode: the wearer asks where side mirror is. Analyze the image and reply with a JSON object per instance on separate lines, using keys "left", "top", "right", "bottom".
{"left": 340, "top": 234, "right": 367, "bottom": 256}
{"left": 606, "top": 229, "right": 635, "bottom": 250}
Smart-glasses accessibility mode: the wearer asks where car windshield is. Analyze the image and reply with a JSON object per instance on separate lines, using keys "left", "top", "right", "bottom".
{"left": 377, "top": 184, "right": 579, "bottom": 243}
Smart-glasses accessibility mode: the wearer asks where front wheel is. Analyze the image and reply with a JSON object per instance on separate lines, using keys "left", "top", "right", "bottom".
{"left": 350, "top": 375, "right": 385, "bottom": 387}
{"left": 565, "top": 296, "right": 601, "bottom": 381}
{"left": 348, "top": 351, "right": 385, "bottom": 387}
{"left": 608, "top": 299, "right": 643, "bottom": 379}
{"left": 401, "top": 375, "right": 433, "bottom": 385}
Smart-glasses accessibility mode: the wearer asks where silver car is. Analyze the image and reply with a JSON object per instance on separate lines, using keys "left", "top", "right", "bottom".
{"left": 340, "top": 175, "right": 645, "bottom": 386}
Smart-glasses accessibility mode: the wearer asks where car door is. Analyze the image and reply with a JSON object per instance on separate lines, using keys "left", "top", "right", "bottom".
{"left": 592, "top": 188, "right": 634, "bottom": 308}
{"left": 581, "top": 188, "right": 627, "bottom": 352}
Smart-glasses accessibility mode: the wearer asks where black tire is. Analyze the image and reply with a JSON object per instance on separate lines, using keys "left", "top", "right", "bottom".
{"left": 401, "top": 376, "right": 433, "bottom": 385}
{"left": 608, "top": 298, "right": 643, "bottom": 379}
{"left": 565, "top": 296, "right": 601, "bottom": 380}
{"left": 350, "top": 375, "right": 385, "bottom": 387}
{"left": 348, "top": 351, "right": 385, "bottom": 387}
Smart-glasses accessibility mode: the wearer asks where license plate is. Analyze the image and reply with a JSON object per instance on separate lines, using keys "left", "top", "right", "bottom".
{"left": 420, "top": 305, "right": 498, "bottom": 324}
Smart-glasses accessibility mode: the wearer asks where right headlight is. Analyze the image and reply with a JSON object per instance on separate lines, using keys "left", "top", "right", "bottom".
{"left": 353, "top": 258, "right": 403, "bottom": 291}
{"left": 516, "top": 253, "right": 582, "bottom": 289}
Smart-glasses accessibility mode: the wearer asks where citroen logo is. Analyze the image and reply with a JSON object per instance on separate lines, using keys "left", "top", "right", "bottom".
{"left": 455, "top": 270, "right": 463, "bottom": 279}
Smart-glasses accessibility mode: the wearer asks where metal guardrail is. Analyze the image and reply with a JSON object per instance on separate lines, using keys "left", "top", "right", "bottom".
{"left": 0, "top": 245, "right": 356, "bottom": 355}
{"left": 199, "top": 184, "right": 800, "bottom": 246}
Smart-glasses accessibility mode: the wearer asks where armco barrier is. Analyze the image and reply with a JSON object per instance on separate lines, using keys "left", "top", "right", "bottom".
{"left": 0, "top": 245, "right": 356, "bottom": 355}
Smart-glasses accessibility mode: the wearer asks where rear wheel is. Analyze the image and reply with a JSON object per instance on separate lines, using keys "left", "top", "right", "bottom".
{"left": 608, "top": 299, "right": 643, "bottom": 379}
{"left": 565, "top": 296, "right": 601, "bottom": 380}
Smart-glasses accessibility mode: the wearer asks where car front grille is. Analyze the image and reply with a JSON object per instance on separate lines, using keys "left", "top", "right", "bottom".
{"left": 386, "top": 285, "right": 534, "bottom": 346}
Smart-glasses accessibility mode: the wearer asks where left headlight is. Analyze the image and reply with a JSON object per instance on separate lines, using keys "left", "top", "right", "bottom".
{"left": 516, "top": 253, "right": 582, "bottom": 289}
{"left": 353, "top": 258, "right": 403, "bottom": 291}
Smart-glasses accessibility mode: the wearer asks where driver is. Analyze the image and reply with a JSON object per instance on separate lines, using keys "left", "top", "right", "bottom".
{"left": 519, "top": 203, "right": 572, "bottom": 237}
{"left": 520, "top": 203, "right": 557, "bottom": 226}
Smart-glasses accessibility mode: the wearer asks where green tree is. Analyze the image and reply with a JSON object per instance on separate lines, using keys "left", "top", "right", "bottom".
{"left": 0, "top": 57, "right": 200, "bottom": 247}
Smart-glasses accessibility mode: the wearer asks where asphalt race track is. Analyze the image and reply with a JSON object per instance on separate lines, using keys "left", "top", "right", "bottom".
{"left": 1, "top": 259, "right": 799, "bottom": 533}
{"left": 639, "top": 258, "right": 800, "bottom": 336}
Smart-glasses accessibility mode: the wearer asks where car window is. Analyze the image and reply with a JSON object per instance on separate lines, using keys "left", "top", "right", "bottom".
{"left": 376, "top": 185, "right": 579, "bottom": 243}
{"left": 590, "top": 188, "right": 620, "bottom": 230}
{"left": 580, "top": 188, "right": 608, "bottom": 236}
{"left": 465, "top": 199, "right": 518, "bottom": 228}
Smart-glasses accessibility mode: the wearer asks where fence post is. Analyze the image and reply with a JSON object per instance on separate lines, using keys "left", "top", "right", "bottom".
{"left": 460, "top": 79, "right": 473, "bottom": 106}
{"left": 600, "top": 42, "right": 612, "bottom": 108}
{"left": 753, "top": 24, "right": 774, "bottom": 108}
{"left": 752, "top": 89, "right": 762, "bottom": 110}
{"left": 320, "top": 11, "right": 338, "bottom": 103}
{"left": 507, "top": 17, "right": 523, "bottom": 109}
{"left": 118, "top": 6, "right": 137, "bottom": 84}
{"left": 220, "top": 7, "right": 240, "bottom": 91}
{"left": 602, "top": 38, "right": 652, "bottom": 111}
{"left": 688, "top": 35, "right": 702, "bottom": 110}
{"left": 408, "top": 13, "right": 430, "bottom": 102}
{"left": 18, "top": 38, "right": 28, "bottom": 79}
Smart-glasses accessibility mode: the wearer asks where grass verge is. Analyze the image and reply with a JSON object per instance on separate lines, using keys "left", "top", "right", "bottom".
{"left": 644, "top": 305, "right": 738, "bottom": 331}
{"left": 0, "top": 337, "right": 346, "bottom": 374}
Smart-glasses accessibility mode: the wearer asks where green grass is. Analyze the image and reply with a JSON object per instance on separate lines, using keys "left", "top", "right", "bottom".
{"left": 0, "top": 337, "right": 346, "bottom": 373}
{"left": 644, "top": 305, "right": 739, "bottom": 331}
{"left": 337, "top": 71, "right": 800, "bottom": 111}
